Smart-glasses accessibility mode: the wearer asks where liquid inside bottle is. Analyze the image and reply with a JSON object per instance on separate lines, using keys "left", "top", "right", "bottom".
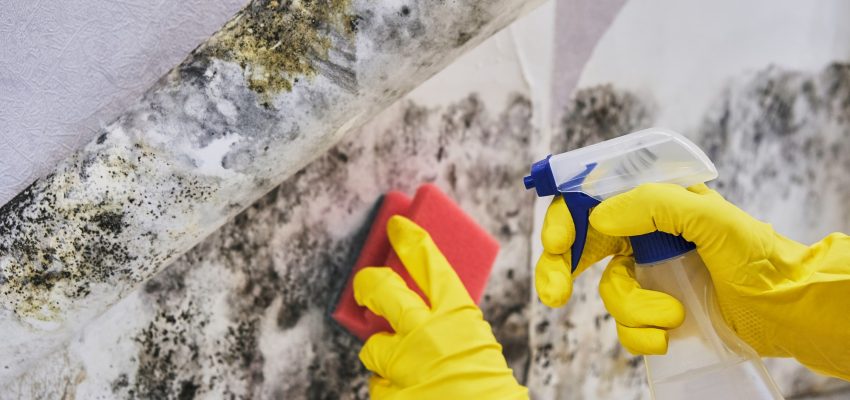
{"left": 634, "top": 251, "right": 784, "bottom": 400}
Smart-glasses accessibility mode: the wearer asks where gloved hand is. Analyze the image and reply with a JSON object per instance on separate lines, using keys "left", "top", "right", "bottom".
{"left": 535, "top": 191, "right": 682, "bottom": 356}
{"left": 538, "top": 183, "right": 850, "bottom": 381}
{"left": 354, "top": 216, "right": 528, "bottom": 399}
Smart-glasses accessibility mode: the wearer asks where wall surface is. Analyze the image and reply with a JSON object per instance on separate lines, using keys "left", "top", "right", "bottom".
{"left": 2, "top": 0, "right": 850, "bottom": 399}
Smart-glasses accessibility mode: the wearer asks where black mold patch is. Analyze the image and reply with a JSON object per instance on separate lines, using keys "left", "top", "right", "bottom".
{"left": 556, "top": 84, "right": 654, "bottom": 152}
{"left": 178, "top": 380, "right": 200, "bottom": 400}
{"left": 0, "top": 172, "right": 135, "bottom": 317}
{"left": 700, "top": 63, "right": 850, "bottom": 240}
{"left": 699, "top": 63, "right": 850, "bottom": 226}
{"left": 92, "top": 211, "right": 125, "bottom": 235}
{"left": 112, "top": 373, "right": 130, "bottom": 393}
{"left": 129, "top": 304, "right": 208, "bottom": 399}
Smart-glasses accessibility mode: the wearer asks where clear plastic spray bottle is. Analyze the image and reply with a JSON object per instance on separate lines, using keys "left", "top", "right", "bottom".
{"left": 523, "top": 128, "right": 784, "bottom": 400}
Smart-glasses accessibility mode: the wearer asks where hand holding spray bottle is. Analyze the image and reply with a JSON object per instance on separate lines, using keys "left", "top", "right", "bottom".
{"left": 524, "top": 128, "right": 784, "bottom": 400}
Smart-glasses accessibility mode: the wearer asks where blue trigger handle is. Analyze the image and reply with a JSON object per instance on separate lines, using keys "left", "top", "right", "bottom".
{"left": 563, "top": 196, "right": 696, "bottom": 268}
{"left": 630, "top": 232, "right": 696, "bottom": 264}
{"left": 562, "top": 193, "right": 600, "bottom": 272}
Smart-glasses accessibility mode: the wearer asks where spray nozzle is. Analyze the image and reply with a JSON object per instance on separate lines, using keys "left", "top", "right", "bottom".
{"left": 524, "top": 128, "right": 717, "bottom": 269}
{"left": 523, "top": 158, "right": 601, "bottom": 271}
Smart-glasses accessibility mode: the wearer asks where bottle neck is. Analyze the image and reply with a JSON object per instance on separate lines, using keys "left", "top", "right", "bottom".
{"left": 629, "top": 231, "right": 697, "bottom": 265}
{"left": 634, "top": 248, "right": 698, "bottom": 267}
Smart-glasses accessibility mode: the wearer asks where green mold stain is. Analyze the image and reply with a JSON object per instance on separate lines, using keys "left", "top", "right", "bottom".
{"left": 203, "top": 0, "right": 355, "bottom": 106}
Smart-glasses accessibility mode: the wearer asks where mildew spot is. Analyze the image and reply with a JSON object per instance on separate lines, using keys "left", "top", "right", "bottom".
{"left": 0, "top": 133, "right": 221, "bottom": 322}
{"left": 0, "top": 176, "right": 134, "bottom": 319}
{"left": 196, "top": 0, "right": 356, "bottom": 105}
{"left": 92, "top": 211, "right": 125, "bottom": 235}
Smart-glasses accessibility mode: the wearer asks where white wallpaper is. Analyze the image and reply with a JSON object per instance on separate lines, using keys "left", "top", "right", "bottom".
{"left": 0, "top": 0, "right": 245, "bottom": 206}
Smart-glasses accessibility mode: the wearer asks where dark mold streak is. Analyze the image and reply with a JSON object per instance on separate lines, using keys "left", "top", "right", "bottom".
{"left": 0, "top": 131, "right": 219, "bottom": 320}
{"left": 0, "top": 176, "right": 133, "bottom": 315}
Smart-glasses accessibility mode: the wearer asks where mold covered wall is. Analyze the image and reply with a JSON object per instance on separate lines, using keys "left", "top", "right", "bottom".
{"left": 0, "top": 0, "right": 545, "bottom": 385}
{"left": 3, "top": 0, "right": 850, "bottom": 399}
{"left": 0, "top": 3, "right": 558, "bottom": 396}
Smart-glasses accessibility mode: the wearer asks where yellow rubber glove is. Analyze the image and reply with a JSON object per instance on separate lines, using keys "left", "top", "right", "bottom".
{"left": 535, "top": 194, "right": 686, "bottom": 356}
{"left": 591, "top": 183, "right": 850, "bottom": 380}
{"left": 539, "top": 182, "right": 850, "bottom": 381}
{"left": 354, "top": 216, "right": 528, "bottom": 399}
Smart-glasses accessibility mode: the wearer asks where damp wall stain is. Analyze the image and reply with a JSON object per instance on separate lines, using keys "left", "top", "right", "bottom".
{"left": 97, "top": 93, "right": 537, "bottom": 399}
{"left": 554, "top": 83, "right": 654, "bottom": 152}
{"left": 0, "top": 142, "right": 216, "bottom": 322}
{"left": 6, "top": 56, "right": 850, "bottom": 398}
{"left": 192, "top": 0, "right": 356, "bottom": 106}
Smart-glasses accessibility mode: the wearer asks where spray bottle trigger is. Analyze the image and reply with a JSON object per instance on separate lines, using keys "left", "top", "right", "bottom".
{"left": 561, "top": 192, "right": 601, "bottom": 272}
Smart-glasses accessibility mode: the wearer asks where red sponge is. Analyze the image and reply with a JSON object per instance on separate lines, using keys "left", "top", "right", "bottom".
{"left": 331, "top": 184, "right": 500, "bottom": 341}
{"left": 332, "top": 191, "right": 411, "bottom": 338}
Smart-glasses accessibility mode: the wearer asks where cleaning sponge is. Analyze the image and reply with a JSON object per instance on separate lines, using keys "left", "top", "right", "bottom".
{"left": 331, "top": 184, "right": 499, "bottom": 341}
{"left": 331, "top": 191, "right": 411, "bottom": 338}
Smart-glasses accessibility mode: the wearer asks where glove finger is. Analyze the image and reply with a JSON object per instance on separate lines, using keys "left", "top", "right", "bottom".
{"left": 687, "top": 183, "right": 712, "bottom": 194}
{"left": 542, "top": 196, "right": 573, "bottom": 255}
{"left": 360, "top": 332, "right": 398, "bottom": 378}
{"left": 590, "top": 183, "right": 716, "bottom": 246}
{"left": 535, "top": 251, "right": 572, "bottom": 308}
{"left": 368, "top": 375, "right": 396, "bottom": 399}
{"left": 386, "top": 216, "right": 473, "bottom": 312}
{"left": 544, "top": 197, "right": 631, "bottom": 275}
{"left": 354, "top": 267, "right": 431, "bottom": 334}
{"left": 616, "top": 323, "right": 670, "bottom": 355}
{"left": 581, "top": 229, "right": 631, "bottom": 274}
{"left": 599, "top": 256, "right": 685, "bottom": 329}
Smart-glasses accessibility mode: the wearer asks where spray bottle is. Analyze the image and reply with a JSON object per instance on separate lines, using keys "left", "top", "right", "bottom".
{"left": 523, "top": 128, "right": 784, "bottom": 399}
